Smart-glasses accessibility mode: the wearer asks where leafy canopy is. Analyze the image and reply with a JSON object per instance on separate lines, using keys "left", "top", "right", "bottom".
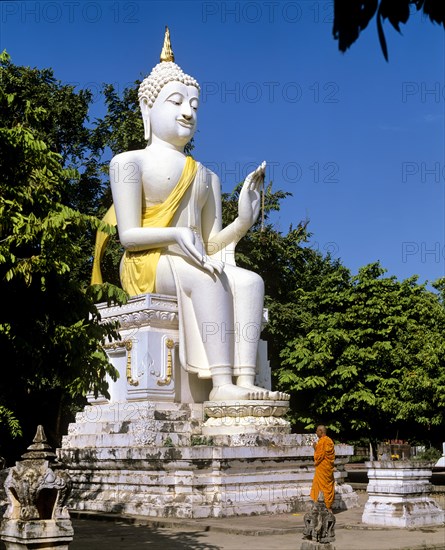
{"left": 0, "top": 51, "right": 126, "bottom": 453}
{"left": 277, "top": 261, "right": 445, "bottom": 444}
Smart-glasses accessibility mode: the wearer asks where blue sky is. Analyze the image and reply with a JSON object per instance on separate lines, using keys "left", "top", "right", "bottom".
{"left": 1, "top": 1, "right": 444, "bottom": 285}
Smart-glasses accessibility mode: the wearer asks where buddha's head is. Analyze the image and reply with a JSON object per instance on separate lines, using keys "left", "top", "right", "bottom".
{"left": 138, "top": 28, "right": 200, "bottom": 148}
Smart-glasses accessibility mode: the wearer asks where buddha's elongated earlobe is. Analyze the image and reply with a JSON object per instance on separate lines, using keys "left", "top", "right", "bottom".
{"left": 143, "top": 113, "right": 151, "bottom": 141}
{"left": 140, "top": 98, "right": 151, "bottom": 142}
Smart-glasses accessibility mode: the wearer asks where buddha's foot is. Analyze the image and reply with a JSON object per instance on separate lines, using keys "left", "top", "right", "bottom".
{"left": 268, "top": 390, "right": 290, "bottom": 401}
{"left": 209, "top": 384, "right": 255, "bottom": 401}
{"left": 209, "top": 383, "right": 288, "bottom": 401}
{"left": 235, "top": 383, "right": 270, "bottom": 400}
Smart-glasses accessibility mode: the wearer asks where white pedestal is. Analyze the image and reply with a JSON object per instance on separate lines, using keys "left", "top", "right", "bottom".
{"left": 362, "top": 461, "right": 445, "bottom": 527}
{"left": 0, "top": 519, "right": 73, "bottom": 550}
{"left": 58, "top": 294, "right": 358, "bottom": 518}
{"left": 59, "top": 401, "right": 357, "bottom": 517}
{"left": 92, "top": 294, "right": 271, "bottom": 405}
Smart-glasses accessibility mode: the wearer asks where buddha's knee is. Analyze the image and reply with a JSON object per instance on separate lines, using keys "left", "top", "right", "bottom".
{"left": 235, "top": 269, "right": 264, "bottom": 296}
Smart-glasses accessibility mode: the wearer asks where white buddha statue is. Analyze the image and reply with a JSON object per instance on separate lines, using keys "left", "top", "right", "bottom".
{"left": 94, "top": 28, "right": 288, "bottom": 402}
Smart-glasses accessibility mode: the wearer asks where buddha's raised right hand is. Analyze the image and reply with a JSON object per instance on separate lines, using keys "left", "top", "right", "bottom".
{"left": 237, "top": 161, "right": 266, "bottom": 230}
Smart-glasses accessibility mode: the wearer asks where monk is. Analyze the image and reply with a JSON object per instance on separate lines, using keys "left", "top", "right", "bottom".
{"left": 310, "top": 425, "right": 336, "bottom": 510}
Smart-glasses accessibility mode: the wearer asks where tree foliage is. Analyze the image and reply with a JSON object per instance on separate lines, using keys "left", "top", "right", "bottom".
{"left": 0, "top": 51, "right": 126, "bottom": 458}
{"left": 277, "top": 262, "right": 445, "bottom": 444}
{"left": 333, "top": 0, "right": 445, "bottom": 61}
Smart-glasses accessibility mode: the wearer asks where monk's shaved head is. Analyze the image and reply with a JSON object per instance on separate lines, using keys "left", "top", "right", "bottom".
{"left": 316, "top": 425, "right": 327, "bottom": 435}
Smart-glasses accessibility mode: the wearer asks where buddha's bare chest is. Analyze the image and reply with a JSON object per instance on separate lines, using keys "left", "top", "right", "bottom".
{"left": 140, "top": 156, "right": 186, "bottom": 205}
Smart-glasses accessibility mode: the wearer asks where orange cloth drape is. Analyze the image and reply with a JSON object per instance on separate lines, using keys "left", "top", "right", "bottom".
{"left": 310, "top": 435, "right": 335, "bottom": 509}
{"left": 120, "top": 156, "right": 198, "bottom": 296}
{"left": 91, "top": 156, "right": 198, "bottom": 295}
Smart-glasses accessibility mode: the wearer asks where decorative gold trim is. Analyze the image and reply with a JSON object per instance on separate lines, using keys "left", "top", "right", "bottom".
{"left": 157, "top": 339, "right": 174, "bottom": 386}
{"left": 125, "top": 340, "right": 139, "bottom": 386}
{"left": 160, "top": 26, "right": 175, "bottom": 63}
{"left": 103, "top": 340, "right": 138, "bottom": 387}
{"left": 103, "top": 341, "right": 126, "bottom": 351}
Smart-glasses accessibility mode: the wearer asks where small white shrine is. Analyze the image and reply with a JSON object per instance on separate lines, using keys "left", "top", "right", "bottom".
{"left": 362, "top": 461, "right": 444, "bottom": 527}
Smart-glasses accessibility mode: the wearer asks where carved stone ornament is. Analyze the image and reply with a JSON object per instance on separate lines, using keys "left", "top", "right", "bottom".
{"left": 97, "top": 294, "right": 179, "bottom": 330}
{"left": 202, "top": 400, "right": 291, "bottom": 434}
{"left": 3, "top": 425, "right": 72, "bottom": 521}
{"left": 130, "top": 420, "right": 157, "bottom": 446}
{"left": 204, "top": 400, "right": 289, "bottom": 419}
{"left": 229, "top": 434, "right": 260, "bottom": 447}
{"left": 302, "top": 491, "right": 336, "bottom": 544}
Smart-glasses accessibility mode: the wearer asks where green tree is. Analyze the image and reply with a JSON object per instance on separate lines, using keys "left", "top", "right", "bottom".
{"left": 0, "top": 51, "right": 126, "bottom": 460}
{"left": 277, "top": 262, "right": 445, "bottom": 446}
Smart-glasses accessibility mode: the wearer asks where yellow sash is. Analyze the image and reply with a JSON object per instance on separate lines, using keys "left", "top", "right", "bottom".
{"left": 91, "top": 156, "right": 198, "bottom": 296}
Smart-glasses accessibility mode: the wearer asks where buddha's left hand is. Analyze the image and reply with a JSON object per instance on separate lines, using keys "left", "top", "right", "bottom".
{"left": 202, "top": 255, "right": 224, "bottom": 275}
{"left": 237, "top": 161, "right": 266, "bottom": 229}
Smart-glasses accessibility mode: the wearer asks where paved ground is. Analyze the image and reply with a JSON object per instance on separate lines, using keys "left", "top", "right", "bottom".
{"left": 67, "top": 515, "right": 445, "bottom": 550}
{"left": 1, "top": 477, "right": 444, "bottom": 549}
{"left": 66, "top": 490, "right": 445, "bottom": 549}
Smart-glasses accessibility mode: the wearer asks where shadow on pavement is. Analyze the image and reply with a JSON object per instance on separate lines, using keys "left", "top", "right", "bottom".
{"left": 0, "top": 521, "right": 221, "bottom": 550}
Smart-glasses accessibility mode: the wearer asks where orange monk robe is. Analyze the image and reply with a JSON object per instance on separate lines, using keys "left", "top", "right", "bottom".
{"left": 310, "top": 435, "right": 335, "bottom": 509}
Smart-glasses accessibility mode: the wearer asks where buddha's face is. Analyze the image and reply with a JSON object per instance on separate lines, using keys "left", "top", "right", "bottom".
{"left": 143, "top": 81, "right": 199, "bottom": 148}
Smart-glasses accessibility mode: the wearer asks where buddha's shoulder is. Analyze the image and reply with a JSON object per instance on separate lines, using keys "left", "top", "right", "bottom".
{"left": 110, "top": 149, "right": 147, "bottom": 165}
{"left": 199, "top": 163, "right": 220, "bottom": 183}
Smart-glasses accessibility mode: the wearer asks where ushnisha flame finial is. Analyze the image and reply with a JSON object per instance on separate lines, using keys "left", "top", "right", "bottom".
{"left": 138, "top": 27, "right": 200, "bottom": 108}
{"left": 160, "top": 26, "right": 175, "bottom": 63}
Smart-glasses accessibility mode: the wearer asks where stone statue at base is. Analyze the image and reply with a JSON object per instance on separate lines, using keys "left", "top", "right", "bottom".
{"left": 0, "top": 426, "right": 73, "bottom": 550}
{"left": 302, "top": 491, "right": 336, "bottom": 545}
{"left": 92, "top": 27, "right": 288, "bottom": 403}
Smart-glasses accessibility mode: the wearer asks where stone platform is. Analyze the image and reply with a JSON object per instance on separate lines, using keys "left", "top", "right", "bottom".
{"left": 58, "top": 401, "right": 358, "bottom": 519}
{"left": 57, "top": 294, "right": 358, "bottom": 518}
